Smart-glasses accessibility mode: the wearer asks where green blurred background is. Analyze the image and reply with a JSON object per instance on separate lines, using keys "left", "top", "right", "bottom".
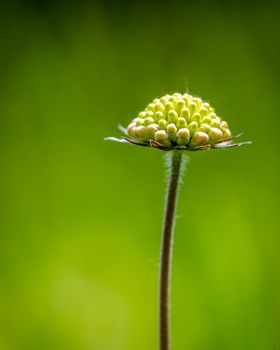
{"left": 0, "top": 0, "right": 279, "bottom": 349}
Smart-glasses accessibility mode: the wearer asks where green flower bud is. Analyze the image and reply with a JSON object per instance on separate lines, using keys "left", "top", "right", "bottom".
{"left": 145, "top": 117, "right": 155, "bottom": 125}
{"left": 176, "top": 128, "right": 190, "bottom": 145}
{"left": 146, "top": 111, "right": 155, "bottom": 119}
{"left": 167, "top": 123, "right": 177, "bottom": 142}
{"left": 122, "top": 92, "right": 238, "bottom": 150}
{"left": 158, "top": 119, "right": 168, "bottom": 130}
{"left": 165, "top": 102, "right": 174, "bottom": 113}
{"left": 208, "top": 127, "right": 224, "bottom": 143}
{"left": 147, "top": 103, "right": 156, "bottom": 112}
{"left": 135, "top": 125, "right": 147, "bottom": 139}
{"left": 193, "top": 97, "right": 202, "bottom": 109}
{"left": 155, "top": 103, "right": 165, "bottom": 113}
{"left": 177, "top": 99, "right": 185, "bottom": 113}
{"left": 210, "top": 119, "right": 221, "bottom": 128}
{"left": 198, "top": 123, "right": 211, "bottom": 133}
{"left": 155, "top": 130, "right": 172, "bottom": 146}
{"left": 223, "top": 128, "right": 231, "bottom": 139}
{"left": 135, "top": 118, "right": 146, "bottom": 126}
{"left": 199, "top": 107, "right": 208, "bottom": 117}
{"left": 168, "top": 110, "right": 179, "bottom": 124}
{"left": 221, "top": 121, "right": 228, "bottom": 129}
{"left": 176, "top": 117, "right": 187, "bottom": 129}
{"left": 192, "top": 112, "right": 201, "bottom": 124}
{"left": 188, "top": 102, "right": 197, "bottom": 115}
{"left": 190, "top": 131, "right": 209, "bottom": 147}
{"left": 201, "top": 116, "right": 212, "bottom": 125}
{"left": 155, "top": 111, "right": 165, "bottom": 122}
{"left": 180, "top": 107, "right": 190, "bottom": 121}
{"left": 146, "top": 123, "right": 158, "bottom": 139}
{"left": 187, "top": 121, "right": 198, "bottom": 135}
{"left": 138, "top": 111, "right": 147, "bottom": 119}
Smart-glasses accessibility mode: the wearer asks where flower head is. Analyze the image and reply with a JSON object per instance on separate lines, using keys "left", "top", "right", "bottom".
{"left": 107, "top": 92, "right": 251, "bottom": 151}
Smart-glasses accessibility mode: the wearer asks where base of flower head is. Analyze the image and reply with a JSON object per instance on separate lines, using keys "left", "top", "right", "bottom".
{"left": 106, "top": 134, "right": 252, "bottom": 152}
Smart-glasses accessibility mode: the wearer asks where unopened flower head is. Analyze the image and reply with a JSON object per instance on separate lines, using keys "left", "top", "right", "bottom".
{"left": 107, "top": 92, "right": 251, "bottom": 151}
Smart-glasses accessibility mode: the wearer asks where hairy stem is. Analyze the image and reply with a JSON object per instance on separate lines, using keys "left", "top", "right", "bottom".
{"left": 159, "top": 150, "right": 187, "bottom": 350}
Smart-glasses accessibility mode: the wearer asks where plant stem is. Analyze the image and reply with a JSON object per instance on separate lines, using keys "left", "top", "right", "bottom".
{"left": 159, "top": 150, "right": 186, "bottom": 350}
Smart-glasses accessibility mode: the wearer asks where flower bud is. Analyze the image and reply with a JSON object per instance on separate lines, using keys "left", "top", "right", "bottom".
{"left": 124, "top": 92, "right": 235, "bottom": 150}
{"left": 167, "top": 123, "right": 177, "bottom": 142}
{"left": 158, "top": 119, "right": 168, "bottom": 130}
{"left": 176, "top": 128, "right": 190, "bottom": 145}
{"left": 176, "top": 117, "right": 187, "bottom": 129}
{"left": 188, "top": 102, "right": 197, "bottom": 115}
{"left": 144, "top": 117, "right": 155, "bottom": 125}
{"left": 190, "top": 131, "right": 209, "bottom": 147}
{"left": 198, "top": 123, "right": 211, "bottom": 133}
{"left": 155, "top": 111, "right": 165, "bottom": 122}
{"left": 155, "top": 130, "right": 172, "bottom": 146}
{"left": 165, "top": 102, "right": 174, "bottom": 113}
{"left": 138, "top": 111, "right": 147, "bottom": 119}
{"left": 155, "top": 103, "right": 165, "bottom": 113}
{"left": 180, "top": 107, "right": 190, "bottom": 121}
{"left": 146, "top": 123, "right": 158, "bottom": 139}
{"left": 168, "top": 110, "right": 179, "bottom": 123}
{"left": 187, "top": 121, "right": 198, "bottom": 135}
{"left": 147, "top": 103, "right": 156, "bottom": 112}
{"left": 192, "top": 112, "right": 201, "bottom": 124}
{"left": 208, "top": 127, "right": 224, "bottom": 143}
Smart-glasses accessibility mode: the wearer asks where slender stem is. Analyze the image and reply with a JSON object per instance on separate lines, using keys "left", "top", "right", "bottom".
{"left": 159, "top": 150, "right": 186, "bottom": 350}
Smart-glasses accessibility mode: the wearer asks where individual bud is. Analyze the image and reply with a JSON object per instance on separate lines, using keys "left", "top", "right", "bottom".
{"left": 174, "top": 93, "right": 183, "bottom": 99}
{"left": 223, "top": 128, "right": 231, "bottom": 139}
{"left": 155, "top": 130, "right": 172, "bottom": 147}
{"left": 135, "top": 118, "right": 146, "bottom": 126}
{"left": 193, "top": 97, "right": 202, "bottom": 109}
{"left": 168, "top": 110, "right": 179, "bottom": 123}
{"left": 146, "top": 111, "right": 154, "bottom": 118}
{"left": 158, "top": 119, "right": 168, "bottom": 130}
{"left": 127, "top": 121, "right": 136, "bottom": 132}
{"left": 192, "top": 112, "right": 201, "bottom": 124}
{"left": 144, "top": 117, "right": 155, "bottom": 125}
{"left": 155, "top": 111, "right": 165, "bottom": 122}
{"left": 169, "top": 96, "right": 178, "bottom": 108}
{"left": 153, "top": 98, "right": 160, "bottom": 104}
{"left": 177, "top": 99, "right": 185, "bottom": 113}
{"left": 176, "top": 128, "right": 190, "bottom": 145}
{"left": 201, "top": 116, "right": 212, "bottom": 125}
{"left": 138, "top": 111, "right": 147, "bottom": 119}
{"left": 147, "top": 103, "right": 156, "bottom": 112}
{"left": 208, "top": 127, "right": 224, "bottom": 143}
{"left": 208, "top": 107, "right": 215, "bottom": 113}
{"left": 176, "top": 117, "right": 187, "bottom": 129}
{"left": 165, "top": 102, "right": 174, "bottom": 113}
{"left": 199, "top": 107, "right": 208, "bottom": 117}
{"left": 155, "top": 102, "right": 164, "bottom": 112}
{"left": 187, "top": 121, "right": 198, "bottom": 135}
{"left": 135, "top": 126, "right": 147, "bottom": 140}
{"left": 209, "top": 112, "right": 217, "bottom": 119}
{"left": 183, "top": 94, "right": 191, "bottom": 106}
{"left": 202, "top": 102, "right": 210, "bottom": 110}
{"left": 188, "top": 102, "right": 197, "bottom": 115}
{"left": 190, "top": 131, "right": 209, "bottom": 147}
{"left": 221, "top": 121, "right": 228, "bottom": 129}
{"left": 160, "top": 96, "right": 169, "bottom": 105}
{"left": 167, "top": 123, "right": 177, "bottom": 142}
{"left": 210, "top": 119, "right": 221, "bottom": 128}
{"left": 146, "top": 123, "right": 158, "bottom": 139}
{"left": 180, "top": 107, "right": 190, "bottom": 121}
{"left": 198, "top": 123, "right": 211, "bottom": 133}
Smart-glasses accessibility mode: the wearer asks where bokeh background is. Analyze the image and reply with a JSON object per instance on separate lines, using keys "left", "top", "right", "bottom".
{"left": 0, "top": 0, "right": 279, "bottom": 349}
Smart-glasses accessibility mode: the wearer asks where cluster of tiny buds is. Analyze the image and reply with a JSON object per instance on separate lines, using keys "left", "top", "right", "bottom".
{"left": 127, "top": 93, "right": 232, "bottom": 149}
